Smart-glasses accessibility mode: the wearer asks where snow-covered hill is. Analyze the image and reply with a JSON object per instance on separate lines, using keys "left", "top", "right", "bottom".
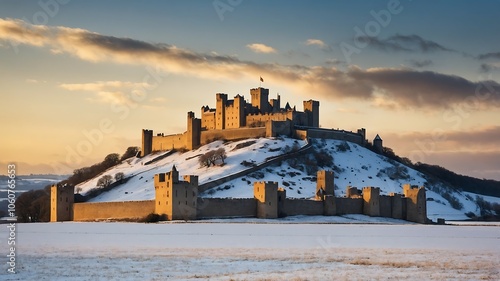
{"left": 76, "top": 137, "right": 495, "bottom": 221}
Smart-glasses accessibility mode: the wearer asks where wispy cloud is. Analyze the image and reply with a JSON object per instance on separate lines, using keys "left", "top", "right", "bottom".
{"left": 408, "top": 59, "right": 433, "bottom": 68}
{"left": 246, "top": 43, "right": 276, "bottom": 54}
{"left": 477, "top": 52, "right": 500, "bottom": 60}
{"left": 59, "top": 81, "right": 152, "bottom": 106}
{"left": 2, "top": 18, "right": 500, "bottom": 110}
{"left": 359, "top": 34, "right": 455, "bottom": 53}
{"left": 480, "top": 62, "right": 500, "bottom": 73}
{"left": 305, "top": 39, "right": 326, "bottom": 48}
{"left": 325, "top": 58, "right": 346, "bottom": 66}
{"left": 25, "top": 78, "right": 47, "bottom": 83}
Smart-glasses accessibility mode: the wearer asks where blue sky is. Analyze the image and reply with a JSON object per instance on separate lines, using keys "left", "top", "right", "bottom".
{"left": 1, "top": 0, "right": 500, "bottom": 180}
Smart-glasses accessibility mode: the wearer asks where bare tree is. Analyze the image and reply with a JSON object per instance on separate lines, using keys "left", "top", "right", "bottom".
{"left": 115, "top": 172, "right": 125, "bottom": 183}
{"left": 97, "top": 175, "right": 113, "bottom": 188}
{"left": 215, "top": 148, "right": 227, "bottom": 164}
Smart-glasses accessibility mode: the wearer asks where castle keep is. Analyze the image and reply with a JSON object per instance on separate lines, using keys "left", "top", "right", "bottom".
{"left": 50, "top": 168, "right": 427, "bottom": 224}
{"left": 141, "top": 87, "right": 378, "bottom": 156}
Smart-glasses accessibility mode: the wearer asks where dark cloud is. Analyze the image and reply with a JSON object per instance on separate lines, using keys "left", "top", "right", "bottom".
{"left": 479, "top": 63, "right": 500, "bottom": 73}
{"left": 358, "top": 34, "right": 455, "bottom": 53}
{"left": 477, "top": 52, "right": 500, "bottom": 60}
{"left": 408, "top": 59, "right": 433, "bottom": 68}
{"left": 343, "top": 67, "right": 500, "bottom": 108}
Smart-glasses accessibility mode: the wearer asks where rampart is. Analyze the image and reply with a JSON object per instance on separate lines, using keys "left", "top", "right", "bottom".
{"left": 301, "top": 128, "right": 365, "bottom": 145}
{"left": 197, "top": 198, "right": 256, "bottom": 218}
{"left": 73, "top": 200, "right": 155, "bottom": 221}
{"left": 200, "top": 127, "right": 266, "bottom": 144}
{"left": 52, "top": 170, "right": 426, "bottom": 223}
{"left": 152, "top": 133, "right": 186, "bottom": 151}
{"left": 283, "top": 199, "right": 323, "bottom": 216}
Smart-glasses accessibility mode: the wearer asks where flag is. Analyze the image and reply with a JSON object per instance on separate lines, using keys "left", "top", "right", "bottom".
{"left": 260, "top": 76, "right": 264, "bottom": 82}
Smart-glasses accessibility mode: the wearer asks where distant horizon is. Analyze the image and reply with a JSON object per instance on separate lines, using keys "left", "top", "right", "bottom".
{"left": 1, "top": 1, "right": 499, "bottom": 180}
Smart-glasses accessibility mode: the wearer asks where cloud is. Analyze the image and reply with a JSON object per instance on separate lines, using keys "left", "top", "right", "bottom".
{"left": 26, "top": 78, "right": 46, "bottom": 83}
{"left": 408, "top": 59, "right": 433, "bottom": 68}
{"left": 305, "top": 39, "right": 326, "bottom": 48}
{"left": 59, "top": 81, "right": 153, "bottom": 106}
{"left": 325, "top": 58, "right": 346, "bottom": 66}
{"left": 2, "top": 18, "right": 500, "bottom": 110}
{"left": 477, "top": 52, "right": 500, "bottom": 60}
{"left": 480, "top": 62, "right": 500, "bottom": 73}
{"left": 387, "top": 126, "right": 500, "bottom": 151}
{"left": 358, "top": 34, "right": 455, "bottom": 53}
{"left": 384, "top": 127, "right": 500, "bottom": 180}
{"left": 246, "top": 43, "right": 276, "bottom": 54}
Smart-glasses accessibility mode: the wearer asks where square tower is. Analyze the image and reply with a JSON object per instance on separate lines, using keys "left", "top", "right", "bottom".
{"left": 303, "top": 100, "right": 319, "bottom": 127}
{"left": 141, "top": 129, "right": 153, "bottom": 157}
{"left": 155, "top": 166, "right": 198, "bottom": 220}
{"left": 215, "top": 93, "right": 228, "bottom": 129}
{"left": 50, "top": 184, "right": 74, "bottom": 222}
{"left": 250, "top": 87, "right": 270, "bottom": 113}
{"left": 316, "top": 170, "right": 334, "bottom": 200}
{"left": 254, "top": 181, "right": 278, "bottom": 218}
{"left": 363, "top": 187, "right": 380, "bottom": 217}
{"left": 403, "top": 184, "right": 427, "bottom": 223}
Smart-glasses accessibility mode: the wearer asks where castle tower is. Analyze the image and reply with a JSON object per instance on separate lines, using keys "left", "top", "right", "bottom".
{"left": 50, "top": 184, "right": 74, "bottom": 222}
{"left": 403, "top": 184, "right": 427, "bottom": 223}
{"left": 270, "top": 94, "right": 280, "bottom": 112}
{"left": 215, "top": 93, "right": 228, "bottom": 129}
{"left": 233, "top": 94, "right": 246, "bottom": 128}
{"left": 154, "top": 166, "right": 198, "bottom": 220}
{"left": 186, "top": 111, "right": 201, "bottom": 150}
{"left": 141, "top": 129, "right": 153, "bottom": 157}
{"left": 250, "top": 87, "right": 270, "bottom": 113}
{"left": 357, "top": 128, "right": 367, "bottom": 145}
{"left": 254, "top": 181, "right": 278, "bottom": 219}
{"left": 373, "top": 134, "right": 383, "bottom": 154}
{"left": 363, "top": 187, "right": 380, "bottom": 217}
{"left": 315, "top": 170, "right": 334, "bottom": 200}
{"left": 303, "top": 100, "right": 320, "bottom": 127}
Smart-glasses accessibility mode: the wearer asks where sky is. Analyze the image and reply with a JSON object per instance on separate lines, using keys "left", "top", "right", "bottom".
{"left": 0, "top": 0, "right": 499, "bottom": 180}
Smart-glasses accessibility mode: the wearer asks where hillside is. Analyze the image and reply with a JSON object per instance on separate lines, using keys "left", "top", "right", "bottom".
{"left": 76, "top": 137, "right": 498, "bottom": 221}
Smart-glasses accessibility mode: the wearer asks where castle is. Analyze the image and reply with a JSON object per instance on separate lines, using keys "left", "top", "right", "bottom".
{"left": 50, "top": 167, "right": 427, "bottom": 224}
{"left": 141, "top": 87, "right": 382, "bottom": 156}
{"left": 48, "top": 87, "right": 418, "bottom": 224}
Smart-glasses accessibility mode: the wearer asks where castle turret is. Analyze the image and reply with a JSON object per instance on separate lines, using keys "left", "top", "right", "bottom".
{"left": 216, "top": 93, "right": 228, "bottom": 129}
{"left": 141, "top": 129, "right": 153, "bottom": 157}
{"left": 373, "top": 134, "right": 383, "bottom": 154}
{"left": 254, "top": 181, "right": 278, "bottom": 218}
{"left": 50, "top": 184, "right": 74, "bottom": 222}
{"left": 250, "top": 87, "right": 270, "bottom": 113}
{"left": 403, "top": 184, "right": 427, "bottom": 223}
{"left": 303, "top": 100, "right": 319, "bottom": 127}
{"left": 186, "top": 111, "right": 201, "bottom": 150}
{"left": 316, "top": 170, "right": 334, "bottom": 200}
{"left": 363, "top": 187, "right": 380, "bottom": 217}
{"left": 154, "top": 166, "right": 198, "bottom": 220}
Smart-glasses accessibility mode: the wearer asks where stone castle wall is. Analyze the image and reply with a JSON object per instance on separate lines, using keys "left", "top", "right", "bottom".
{"left": 283, "top": 199, "right": 323, "bottom": 216}
{"left": 152, "top": 133, "right": 186, "bottom": 151}
{"left": 197, "top": 198, "right": 256, "bottom": 218}
{"left": 200, "top": 127, "right": 266, "bottom": 144}
{"left": 305, "top": 128, "right": 365, "bottom": 145}
{"left": 335, "top": 197, "right": 363, "bottom": 215}
{"left": 73, "top": 200, "right": 155, "bottom": 221}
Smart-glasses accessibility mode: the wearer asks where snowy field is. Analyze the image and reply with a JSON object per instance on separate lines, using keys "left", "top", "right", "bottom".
{"left": 2, "top": 219, "right": 499, "bottom": 280}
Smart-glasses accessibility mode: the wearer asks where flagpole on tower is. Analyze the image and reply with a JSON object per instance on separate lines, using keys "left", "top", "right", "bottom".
{"left": 259, "top": 76, "right": 264, "bottom": 88}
